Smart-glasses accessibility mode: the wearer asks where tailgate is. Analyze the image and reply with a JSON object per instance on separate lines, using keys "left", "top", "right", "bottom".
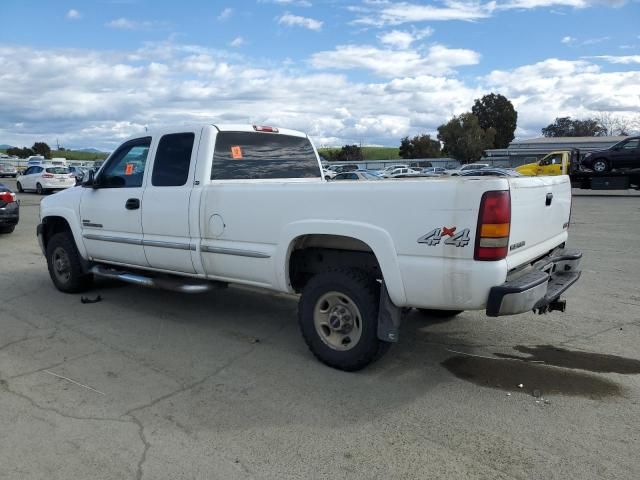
{"left": 506, "top": 175, "right": 571, "bottom": 269}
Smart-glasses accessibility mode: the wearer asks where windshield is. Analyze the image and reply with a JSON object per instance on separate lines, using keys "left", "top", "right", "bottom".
{"left": 45, "top": 167, "right": 69, "bottom": 174}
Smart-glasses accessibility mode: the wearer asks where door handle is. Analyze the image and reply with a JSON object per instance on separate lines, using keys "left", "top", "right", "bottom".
{"left": 125, "top": 198, "right": 140, "bottom": 210}
{"left": 546, "top": 193, "right": 553, "bottom": 206}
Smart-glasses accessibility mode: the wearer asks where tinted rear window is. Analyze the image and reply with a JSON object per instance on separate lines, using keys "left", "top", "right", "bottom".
{"left": 211, "top": 132, "right": 319, "bottom": 180}
{"left": 46, "top": 167, "right": 69, "bottom": 174}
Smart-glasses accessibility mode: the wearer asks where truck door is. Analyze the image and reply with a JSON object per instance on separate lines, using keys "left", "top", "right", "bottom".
{"left": 80, "top": 137, "right": 151, "bottom": 266}
{"left": 618, "top": 138, "right": 639, "bottom": 168}
{"left": 141, "top": 130, "right": 200, "bottom": 273}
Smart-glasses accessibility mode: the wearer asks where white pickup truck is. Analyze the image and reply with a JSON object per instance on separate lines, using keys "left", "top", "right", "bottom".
{"left": 38, "top": 124, "right": 582, "bottom": 370}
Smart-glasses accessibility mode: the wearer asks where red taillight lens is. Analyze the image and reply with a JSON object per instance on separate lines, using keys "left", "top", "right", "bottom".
{"left": 475, "top": 190, "right": 511, "bottom": 261}
{"left": 42, "top": 173, "right": 54, "bottom": 178}
{"left": 253, "top": 125, "right": 279, "bottom": 133}
{"left": 0, "top": 191, "right": 16, "bottom": 203}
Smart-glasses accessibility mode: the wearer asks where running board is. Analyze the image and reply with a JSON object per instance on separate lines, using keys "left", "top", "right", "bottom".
{"left": 90, "top": 266, "right": 224, "bottom": 293}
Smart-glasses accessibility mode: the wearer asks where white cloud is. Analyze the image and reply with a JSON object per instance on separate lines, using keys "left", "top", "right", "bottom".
{"left": 561, "top": 36, "right": 575, "bottom": 44}
{"left": 588, "top": 55, "right": 640, "bottom": 64}
{"left": 278, "top": 13, "right": 323, "bottom": 31}
{"left": 217, "top": 8, "right": 233, "bottom": 21}
{"left": 351, "top": 0, "right": 627, "bottom": 26}
{"left": 66, "top": 9, "right": 81, "bottom": 20}
{"left": 106, "top": 18, "right": 163, "bottom": 30}
{"left": 267, "top": 0, "right": 313, "bottom": 6}
{"left": 230, "top": 36, "right": 245, "bottom": 48}
{"left": 0, "top": 44, "right": 637, "bottom": 149}
{"left": 378, "top": 28, "right": 433, "bottom": 49}
{"left": 311, "top": 44, "right": 480, "bottom": 77}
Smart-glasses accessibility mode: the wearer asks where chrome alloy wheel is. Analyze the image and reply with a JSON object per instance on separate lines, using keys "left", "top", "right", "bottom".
{"left": 313, "top": 291, "right": 363, "bottom": 351}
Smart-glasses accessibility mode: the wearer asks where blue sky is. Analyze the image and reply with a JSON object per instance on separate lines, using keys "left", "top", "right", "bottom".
{"left": 1, "top": 0, "right": 639, "bottom": 149}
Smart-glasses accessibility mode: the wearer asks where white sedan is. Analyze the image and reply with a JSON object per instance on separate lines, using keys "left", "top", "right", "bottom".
{"left": 17, "top": 165, "right": 76, "bottom": 194}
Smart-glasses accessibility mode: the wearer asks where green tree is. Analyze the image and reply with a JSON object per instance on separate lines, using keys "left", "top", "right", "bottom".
{"left": 471, "top": 93, "right": 517, "bottom": 148}
{"left": 6, "top": 147, "right": 34, "bottom": 158}
{"left": 399, "top": 134, "right": 441, "bottom": 159}
{"left": 437, "top": 113, "right": 496, "bottom": 163}
{"left": 541, "top": 117, "right": 605, "bottom": 137}
{"left": 330, "top": 144, "right": 363, "bottom": 162}
{"left": 32, "top": 142, "right": 52, "bottom": 159}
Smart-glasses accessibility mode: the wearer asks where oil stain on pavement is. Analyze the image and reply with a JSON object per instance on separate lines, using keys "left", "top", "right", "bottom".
{"left": 441, "top": 345, "right": 640, "bottom": 399}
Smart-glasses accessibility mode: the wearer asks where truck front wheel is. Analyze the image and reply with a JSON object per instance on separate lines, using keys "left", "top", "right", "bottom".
{"left": 46, "top": 232, "right": 93, "bottom": 293}
{"left": 298, "top": 268, "right": 391, "bottom": 371}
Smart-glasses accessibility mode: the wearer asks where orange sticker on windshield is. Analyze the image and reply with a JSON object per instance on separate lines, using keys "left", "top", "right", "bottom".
{"left": 231, "top": 146, "right": 243, "bottom": 159}
{"left": 125, "top": 163, "right": 134, "bottom": 175}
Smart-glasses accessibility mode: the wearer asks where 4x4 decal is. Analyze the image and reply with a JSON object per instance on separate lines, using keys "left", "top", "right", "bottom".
{"left": 418, "top": 227, "right": 471, "bottom": 247}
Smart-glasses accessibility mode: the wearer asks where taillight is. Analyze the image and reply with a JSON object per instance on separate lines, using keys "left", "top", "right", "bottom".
{"left": 0, "top": 191, "right": 16, "bottom": 203}
{"left": 253, "top": 125, "right": 279, "bottom": 133}
{"left": 474, "top": 190, "right": 511, "bottom": 261}
{"left": 42, "top": 173, "right": 54, "bottom": 178}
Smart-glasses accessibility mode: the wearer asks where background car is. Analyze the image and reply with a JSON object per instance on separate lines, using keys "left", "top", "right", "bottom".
{"left": 332, "top": 171, "right": 382, "bottom": 181}
{"left": 447, "top": 163, "right": 491, "bottom": 175}
{"left": 68, "top": 166, "right": 89, "bottom": 184}
{"left": 383, "top": 167, "right": 422, "bottom": 178}
{"left": 322, "top": 168, "right": 337, "bottom": 180}
{"left": 16, "top": 165, "right": 76, "bottom": 194}
{"left": 0, "top": 162, "right": 18, "bottom": 178}
{"left": 0, "top": 183, "right": 19, "bottom": 233}
{"left": 581, "top": 136, "right": 640, "bottom": 173}
{"left": 422, "top": 166, "right": 447, "bottom": 175}
{"left": 459, "top": 168, "right": 521, "bottom": 177}
{"left": 377, "top": 164, "right": 408, "bottom": 176}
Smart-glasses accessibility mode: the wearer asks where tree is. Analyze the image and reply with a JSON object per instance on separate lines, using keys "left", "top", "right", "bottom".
{"left": 595, "top": 112, "right": 631, "bottom": 136}
{"left": 6, "top": 147, "right": 34, "bottom": 158}
{"left": 471, "top": 93, "right": 517, "bottom": 149}
{"left": 437, "top": 113, "right": 496, "bottom": 163}
{"left": 399, "top": 134, "right": 441, "bottom": 159}
{"left": 325, "top": 144, "right": 363, "bottom": 162}
{"left": 32, "top": 142, "right": 51, "bottom": 159}
{"left": 541, "top": 117, "right": 605, "bottom": 137}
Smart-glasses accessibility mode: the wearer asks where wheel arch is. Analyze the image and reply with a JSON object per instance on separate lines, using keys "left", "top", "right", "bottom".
{"left": 277, "top": 220, "right": 407, "bottom": 306}
{"left": 40, "top": 211, "right": 87, "bottom": 259}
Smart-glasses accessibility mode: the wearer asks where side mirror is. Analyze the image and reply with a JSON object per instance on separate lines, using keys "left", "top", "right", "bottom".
{"left": 83, "top": 170, "right": 97, "bottom": 188}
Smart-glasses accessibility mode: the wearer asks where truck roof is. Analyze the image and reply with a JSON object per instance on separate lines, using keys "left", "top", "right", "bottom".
{"left": 120, "top": 125, "right": 308, "bottom": 143}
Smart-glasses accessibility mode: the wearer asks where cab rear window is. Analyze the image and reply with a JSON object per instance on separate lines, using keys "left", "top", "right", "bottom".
{"left": 211, "top": 132, "right": 319, "bottom": 180}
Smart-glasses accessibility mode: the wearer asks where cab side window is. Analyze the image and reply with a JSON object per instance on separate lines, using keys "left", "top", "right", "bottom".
{"left": 622, "top": 139, "right": 639, "bottom": 150}
{"left": 99, "top": 138, "right": 151, "bottom": 188}
{"left": 152, "top": 133, "right": 195, "bottom": 187}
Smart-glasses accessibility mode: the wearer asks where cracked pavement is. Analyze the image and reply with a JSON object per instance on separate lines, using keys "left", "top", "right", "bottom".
{"left": 1, "top": 185, "right": 639, "bottom": 479}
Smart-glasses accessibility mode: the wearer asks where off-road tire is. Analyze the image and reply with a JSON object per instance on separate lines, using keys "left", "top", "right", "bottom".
{"left": 298, "top": 268, "right": 391, "bottom": 371}
{"left": 46, "top": 231, "right": 93, "bottom": 293}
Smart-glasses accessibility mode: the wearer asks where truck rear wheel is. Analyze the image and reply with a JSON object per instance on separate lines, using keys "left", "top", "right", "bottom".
{"left": 46, "top": 232, "right": 93, "bottom": 293}
{"left": 298, "top": 268, "right": 390, "bottom": 371}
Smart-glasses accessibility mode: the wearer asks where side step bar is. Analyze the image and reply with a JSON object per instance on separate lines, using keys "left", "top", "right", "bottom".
{"left": 90, "top": 266, "right": 224, "bottom": 293}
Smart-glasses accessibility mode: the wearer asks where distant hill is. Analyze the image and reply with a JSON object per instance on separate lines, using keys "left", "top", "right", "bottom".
{"left": 77, "top": 147, "right": 107, "bottom": 153}
{"left": 0, "top": 144, "right": 14, "bottom": 150}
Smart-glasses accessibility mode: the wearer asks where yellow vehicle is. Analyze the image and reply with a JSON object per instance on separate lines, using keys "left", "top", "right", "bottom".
{"left": 516, "top": 151, "right": 571, "bottom": 176}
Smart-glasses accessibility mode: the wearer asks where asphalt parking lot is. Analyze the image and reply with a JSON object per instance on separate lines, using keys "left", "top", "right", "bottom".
{"left": 1, "top": 180, "right": 639, "bottom": 480}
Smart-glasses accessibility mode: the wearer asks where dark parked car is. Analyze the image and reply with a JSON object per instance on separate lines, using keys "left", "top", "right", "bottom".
{"left": 333, "top": 171, "right": 382, "bottom": 181}
{"left": 0, "top": 183, "right": 19, "bottom": 233}
{"left": 581, "top": 136, "right": 640, "bottom": 173}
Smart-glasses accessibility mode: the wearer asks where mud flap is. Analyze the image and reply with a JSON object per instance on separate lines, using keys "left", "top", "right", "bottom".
{"left": 377, "top": 282, "right": 401, "bottom": 343}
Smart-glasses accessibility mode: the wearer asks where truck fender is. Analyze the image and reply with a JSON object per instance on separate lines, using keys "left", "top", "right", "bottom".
{"left": 41, "top": 207, "right": 88, "bottom": 259}
{"left": 275, "top": 220, "right": 407, "bottom": 306}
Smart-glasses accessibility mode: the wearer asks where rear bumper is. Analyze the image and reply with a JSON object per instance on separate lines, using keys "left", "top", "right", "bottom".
{"left": 0, "top": 202, "right": 19, "bottom": 226}
{"left": 486, "top": 248, "right": 582, "bottom": 317}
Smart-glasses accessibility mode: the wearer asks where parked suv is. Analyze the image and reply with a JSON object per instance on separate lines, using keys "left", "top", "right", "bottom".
{"left": 581, "top": 136, "right": 640, "bottom": 173}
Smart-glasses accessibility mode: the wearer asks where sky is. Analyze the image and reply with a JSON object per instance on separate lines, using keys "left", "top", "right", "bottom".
{"left": 0, "top": 0, "right": 639, "bottom": 150}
